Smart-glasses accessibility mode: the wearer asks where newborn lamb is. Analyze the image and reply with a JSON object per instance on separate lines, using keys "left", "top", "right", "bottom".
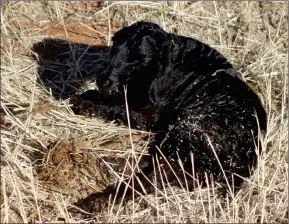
{"left": 70, "top": 21, "right": 267, "bottom": 213}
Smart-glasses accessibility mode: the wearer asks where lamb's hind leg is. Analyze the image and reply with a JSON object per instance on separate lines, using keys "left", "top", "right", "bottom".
{"left": 71, "top": 154, "right": 157, "bottom": 213}
{"left": 70, "top": 130, "right": 190, "bottom": 215}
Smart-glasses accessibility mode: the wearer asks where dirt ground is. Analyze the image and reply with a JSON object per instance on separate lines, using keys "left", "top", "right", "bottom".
{"left": 1, "top": 1, "right": 288, "bottom": 223}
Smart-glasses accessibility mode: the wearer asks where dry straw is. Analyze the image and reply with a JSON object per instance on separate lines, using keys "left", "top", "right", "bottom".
{"left": 1, "top": 1, "right": 287, "bottom": 223}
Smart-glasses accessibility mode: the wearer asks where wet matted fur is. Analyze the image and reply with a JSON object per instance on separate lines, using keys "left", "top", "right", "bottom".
{"left": 70, "top": 21, "right": 267, "bottom": 213}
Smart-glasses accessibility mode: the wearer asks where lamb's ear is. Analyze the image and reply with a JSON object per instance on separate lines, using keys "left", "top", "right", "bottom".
{"left": 140, "top": 29, "right": 167, "bottom": 54}
{"left": 136, "top": 21, "right": 163, "bottom": 31}
{"left": 112, "top": 21, "right": 165, "bottom": 45}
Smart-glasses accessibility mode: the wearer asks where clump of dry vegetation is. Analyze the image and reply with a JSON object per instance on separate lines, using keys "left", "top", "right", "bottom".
{"left": 1, "top": 1, "right": 287, "bottom": 223}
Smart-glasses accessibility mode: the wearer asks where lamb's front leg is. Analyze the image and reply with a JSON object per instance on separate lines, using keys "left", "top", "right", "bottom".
{"left": 69, "top": 90, "right": 150, "bottom": 130}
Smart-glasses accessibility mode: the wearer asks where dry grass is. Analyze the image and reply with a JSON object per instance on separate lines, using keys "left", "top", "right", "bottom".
{"left": 1, "top": 1, "right": 288, "bottom": 223}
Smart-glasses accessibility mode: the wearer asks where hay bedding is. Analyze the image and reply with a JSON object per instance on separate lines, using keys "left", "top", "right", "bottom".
{"left": 1, "top": 2, "right": 287, "bottom": 223}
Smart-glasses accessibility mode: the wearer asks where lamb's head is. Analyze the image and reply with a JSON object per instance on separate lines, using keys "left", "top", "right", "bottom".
{"left": 97, "top": 21, "right": 166, "bottom": 94}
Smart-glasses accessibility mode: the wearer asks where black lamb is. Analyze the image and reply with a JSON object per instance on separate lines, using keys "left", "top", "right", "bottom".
{"left": 70, "top": 21, "right": 267, "bottom": 213}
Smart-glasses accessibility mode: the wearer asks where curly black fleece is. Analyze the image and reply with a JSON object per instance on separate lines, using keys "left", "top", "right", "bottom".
{"left": 70, "top": 21, "right": 267, "bottom": 213}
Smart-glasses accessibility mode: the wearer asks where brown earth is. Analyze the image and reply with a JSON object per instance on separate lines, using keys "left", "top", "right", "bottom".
{"left": 35, "top": 138, "right": 109, "bottom": 204}
{"left": 32, "top": 133, "right": 152, "bottom": 206}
